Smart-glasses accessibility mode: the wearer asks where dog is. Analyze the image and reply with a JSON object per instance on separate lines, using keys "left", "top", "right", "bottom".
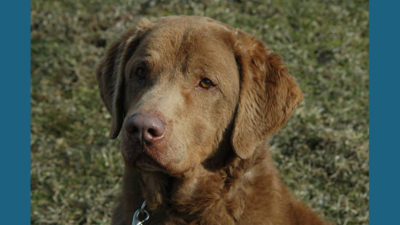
{"left": 97, "top": 15, "right": 331, "bottom": 225}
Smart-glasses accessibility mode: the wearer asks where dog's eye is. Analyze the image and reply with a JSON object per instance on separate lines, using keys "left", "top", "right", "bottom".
{"left": 135, "top": 66, "right": 147, "bottom": 79}
{"left": 199, "top": 78, "right": 215, "bottom": 89}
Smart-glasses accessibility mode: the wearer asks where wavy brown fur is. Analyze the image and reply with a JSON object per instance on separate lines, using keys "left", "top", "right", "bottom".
{"left": 97, "top": 16, "right": 331, "bottom": 225}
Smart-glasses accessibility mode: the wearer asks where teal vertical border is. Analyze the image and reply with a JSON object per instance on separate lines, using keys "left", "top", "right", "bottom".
{"left": 0, "top": 0, "right": 30, "bottom": 224}
{"left": 370, "top": 1, "right": 400, "bottom": 224}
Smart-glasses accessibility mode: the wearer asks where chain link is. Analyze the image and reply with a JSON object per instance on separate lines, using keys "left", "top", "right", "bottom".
{"left": 132, "top": 201, "right": 150, "bottom": 225}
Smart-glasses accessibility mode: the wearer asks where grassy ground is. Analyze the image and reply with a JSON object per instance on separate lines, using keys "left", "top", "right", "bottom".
{"left": 31, "top": 0, "right": 369, "bottom": 224}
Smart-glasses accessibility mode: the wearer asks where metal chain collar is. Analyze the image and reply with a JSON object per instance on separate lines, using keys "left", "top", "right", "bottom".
{"left": 132, "top": 200, "right": 150, "bottom": 225}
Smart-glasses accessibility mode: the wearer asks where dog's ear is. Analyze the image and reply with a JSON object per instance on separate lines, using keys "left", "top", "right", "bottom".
{"left": 96, "top": 19, "right": 154, "bottom": 139}
{"left": 230, "top": 30, "right": 303, "bottom": 159}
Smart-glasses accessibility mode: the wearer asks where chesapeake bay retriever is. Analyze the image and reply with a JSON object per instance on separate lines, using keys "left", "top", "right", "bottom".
{"left": 97, "top": 16, "right": 331, "bottom": 225}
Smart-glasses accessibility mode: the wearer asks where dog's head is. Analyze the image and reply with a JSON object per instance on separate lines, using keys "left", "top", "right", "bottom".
{"left": 97, "top": 16, "right": 302, "bottom": 175}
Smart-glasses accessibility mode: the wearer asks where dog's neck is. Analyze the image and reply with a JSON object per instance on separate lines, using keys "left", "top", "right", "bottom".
{"left": 122, "top": 142, "right": 273, "bottom": 224}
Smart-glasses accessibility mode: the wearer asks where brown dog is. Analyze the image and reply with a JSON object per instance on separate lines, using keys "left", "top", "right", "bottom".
{"left": 97, "top": 16, "right": 330, "bottom": 225}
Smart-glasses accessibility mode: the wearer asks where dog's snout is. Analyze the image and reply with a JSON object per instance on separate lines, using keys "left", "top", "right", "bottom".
{"left": 125, "top": 113, "right": 166, "bottom": 144}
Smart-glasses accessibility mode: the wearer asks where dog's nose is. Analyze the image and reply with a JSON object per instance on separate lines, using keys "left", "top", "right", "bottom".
{"left": 125, "top": 113, "right": 166, "bottom": 144}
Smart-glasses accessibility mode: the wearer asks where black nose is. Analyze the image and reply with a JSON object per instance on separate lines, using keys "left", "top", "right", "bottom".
{"left": 125, "top": 113, "right": 166, "bottom": 144}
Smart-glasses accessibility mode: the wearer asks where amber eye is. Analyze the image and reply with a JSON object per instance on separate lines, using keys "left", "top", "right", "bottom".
{"left": 199, "top": 78, "right": 214, "bottom": 89}
{"left": 135, "top": 66, "right": 146, "bottom": 79}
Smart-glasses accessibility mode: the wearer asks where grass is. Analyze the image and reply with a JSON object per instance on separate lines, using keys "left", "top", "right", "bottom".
{"left": 31, "top": 0, "right": 369, "bottom": 224}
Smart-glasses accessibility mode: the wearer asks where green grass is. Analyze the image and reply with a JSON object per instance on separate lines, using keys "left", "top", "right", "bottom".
{"left": 31, "top": 0, "right": 369, "bottom": 224}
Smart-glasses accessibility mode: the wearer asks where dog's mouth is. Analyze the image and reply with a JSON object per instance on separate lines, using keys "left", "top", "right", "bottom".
{"left": 135, "top": 150, "right": 165, "bottom": 172}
